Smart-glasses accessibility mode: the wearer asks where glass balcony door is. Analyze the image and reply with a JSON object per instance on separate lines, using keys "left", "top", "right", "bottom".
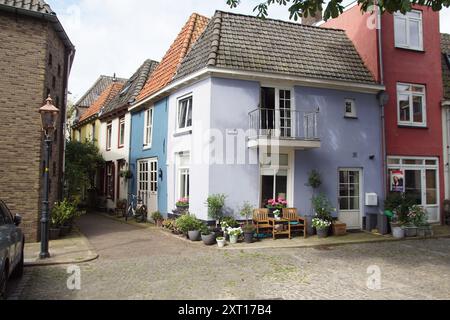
{"left": 260, "top": 87, "right": 293, "bottom": 138}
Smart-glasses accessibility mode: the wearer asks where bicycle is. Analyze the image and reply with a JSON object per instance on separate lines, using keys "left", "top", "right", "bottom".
{"left": 126, "top": 194, "right": 148, "bottom": 223}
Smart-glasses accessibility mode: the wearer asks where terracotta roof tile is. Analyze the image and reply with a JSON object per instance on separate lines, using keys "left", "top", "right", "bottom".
{"left": 78, "top": 82, "right": 125, "bottom": 124}
{"left": 136, "top": 13, "right": 209, "bottom": 102}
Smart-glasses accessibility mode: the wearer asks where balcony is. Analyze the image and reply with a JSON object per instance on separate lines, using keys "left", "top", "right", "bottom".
{"left": 248, "top": 108, "right": 321, "bottom": 149}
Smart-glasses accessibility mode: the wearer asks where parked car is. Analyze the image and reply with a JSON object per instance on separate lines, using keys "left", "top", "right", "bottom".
{"left": 0, "top": 200, "right": 24, "bottom": 300}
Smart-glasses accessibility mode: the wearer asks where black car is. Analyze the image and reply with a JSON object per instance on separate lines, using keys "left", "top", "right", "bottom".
{"left": 0, "top": 200, "right": 24, "bottom": 300}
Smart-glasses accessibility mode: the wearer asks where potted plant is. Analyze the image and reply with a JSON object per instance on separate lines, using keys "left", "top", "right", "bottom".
{"left": 176, "top": 198, "right": 189, "bottom": 215}
{"left": 151, "top": 211, "right": 164, "bottom": 227}
{"left": 266, "top": 197, "right": 288, "bottom": 215}
{"left": 119, "top": 170, "right": 133, "bottom": 180}
{"left": 201, "top": 225, "right": 217, "bottom": 246}
{"left": 175, "top": 214, "right": 202, "bottom": 240}
{"left": 216, "top": 237, "right": 226, "bottom": 248}
{"left": 407, "top": 205, "right": 429, "bottom": 237}
{"left": 273, "top": 209, "right": 282, "bottom": 221}
{"left": 312, "top": 218, "right": 332, "bottom": 238}
{"left": 206, "top": 194, "right": 227, "bottom": 227}
{"left": 227, "top": 227, "right": 243, "bottom": 244}
{"left": 50, "top": 203, "right": 62, "bottom": 240}
{"left": 240, "top": 202, "right": 256, "bottom": 244}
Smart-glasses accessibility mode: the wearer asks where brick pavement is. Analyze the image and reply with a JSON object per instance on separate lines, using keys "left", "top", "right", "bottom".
{"left": 9, "top": 213, "right": 450, "bottom": 300}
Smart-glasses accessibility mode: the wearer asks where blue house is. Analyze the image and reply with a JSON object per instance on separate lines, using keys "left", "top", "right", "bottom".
{"left": 156, "top": 11, "right": 386, "bottom": 230}
{"left": 128, "top": 13, "right": 210, "bottom": 217}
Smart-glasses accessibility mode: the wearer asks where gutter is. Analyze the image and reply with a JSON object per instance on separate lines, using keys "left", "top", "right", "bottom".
{"left": 0, "top": 4, "right": 75, "bottom": 51}
{"left": 129, "top": 67, "right": 386, "bottom": 113}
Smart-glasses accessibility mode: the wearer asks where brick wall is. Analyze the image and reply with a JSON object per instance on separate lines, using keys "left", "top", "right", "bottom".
{"left": 0, "top": 11, "right": 70, "bottom": 242}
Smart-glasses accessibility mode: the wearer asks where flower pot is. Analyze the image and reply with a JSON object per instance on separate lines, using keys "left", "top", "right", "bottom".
{"left": 243, "top": 232, "right": 254, "bottom": 244}
{"left": 59, "top": 225, "right": 70, "bottom": 237}
{"left": 176, "top": 206, "right": 189, "bottom": 215}
{"left": 217, "top": 238, "right": 226, "bottom": 248}
{"left": 201, "top": 233, "right": 217, "bottom": 246}
{"left": 229, "top": 234, "right": 239, "bottom": 244}
{"left": 49, "top": 228, "right": 60, "bottom": 240}
{"left": 417, "top": 225, "right": 433, "bottom": 237}
{"left": 392, "top": 227, "right": 405, "bottom": 239}
{"left": 188, "top": 230, "right": 201, "bottom": 241}
{"left": 403, "top": 226, "right": 417, "bottom": 237}
{"left": 316, "top": 227, "right": 329, "bottom": 239}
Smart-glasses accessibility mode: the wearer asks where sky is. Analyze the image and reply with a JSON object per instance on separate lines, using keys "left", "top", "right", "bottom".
{"left": 46, "top": 0, "right": 450, "bottom": 102}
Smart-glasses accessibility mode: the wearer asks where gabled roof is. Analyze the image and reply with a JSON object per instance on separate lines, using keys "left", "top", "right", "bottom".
{"left": 100, "top": 59, "right": 159, "bottom": 119}
{"left": 442, "top": 33, "right": 450, "bottom": 100}
{"left": 174, "top": 11, "right": 376, "bottom": 84}
{"left": 75, "top": 75, "right": 127, "bottom": 109}
{"left": 0, "top": 0, "right": 53, "bottom": 13}
{"left": 136, "top": 13, "right": 209, "bottom": 103}
{"left": 76, "top": 82, "right": 125, "bottom": 126}
{"left": 0, "top": 0, "right": 74, "bottom": 50}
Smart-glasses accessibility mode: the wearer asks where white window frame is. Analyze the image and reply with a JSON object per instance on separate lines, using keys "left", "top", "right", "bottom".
{"left": 344, "top": 99, "right": 357, "bottom": 118}
{"left": 106, "top": 122, "right": 112, "bottom": 151}
{"left": 143, "top": 107, "right": 154, "bottom": 149}
{"left": 387, "top": 156, "right": 440, "bottom": 223}
{"left": 176, "top": 95, "right": 193, "bottom": 133}
{"left": 394, "top": 10, "right": 423, "bottom": 51}
{"left": 118, "top": 116, "right": 125, "bottom": 148}
{"left": 176, "top": 152, "right": 190, "bottom": 201}
{"left": 397, "top": 83, "right": 427, "bottom": 127}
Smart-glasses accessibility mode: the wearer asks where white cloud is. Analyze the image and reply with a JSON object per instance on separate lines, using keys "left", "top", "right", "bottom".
{"left": 47, "top": 0, "right": 450, "bottom": 101}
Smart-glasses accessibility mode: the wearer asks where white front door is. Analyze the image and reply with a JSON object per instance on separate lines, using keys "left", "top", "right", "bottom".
{"left": 137, "top": 158, "right": 158, "bottom": 215}
{"left": 338, "top": 169, "right": 363, "bottom": 230}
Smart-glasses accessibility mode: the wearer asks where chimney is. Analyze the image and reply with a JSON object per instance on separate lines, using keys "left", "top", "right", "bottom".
{"left": 302, "top": 9, "right": 323, "bottom": 26}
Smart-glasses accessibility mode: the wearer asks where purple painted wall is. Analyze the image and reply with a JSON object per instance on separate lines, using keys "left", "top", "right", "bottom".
{"left": 294, "top": 86, "right": 384, "bottom": 219}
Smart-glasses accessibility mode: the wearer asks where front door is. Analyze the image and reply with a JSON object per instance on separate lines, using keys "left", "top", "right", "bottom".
{"left": 137, "top": 158, "right": 158, "bottom": 215}
{"left": 338, "top": 169, "right": 363, "bottom": 230}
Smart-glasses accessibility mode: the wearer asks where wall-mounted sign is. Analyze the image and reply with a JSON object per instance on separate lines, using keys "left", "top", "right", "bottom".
{"left": 390, "top": 170, "right": 404, "bottom": 193}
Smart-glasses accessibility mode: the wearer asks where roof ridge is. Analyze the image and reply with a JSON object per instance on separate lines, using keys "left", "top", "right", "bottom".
{"left": 215, "top": 10, "right": 346, "bottom": 33}
{"left": 207, "top": 11, "right": 222, "bottom": 66}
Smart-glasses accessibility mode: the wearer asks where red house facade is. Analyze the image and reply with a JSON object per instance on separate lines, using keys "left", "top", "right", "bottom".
{"left": 323, "top": 4, "right": 444, "bottom": 223}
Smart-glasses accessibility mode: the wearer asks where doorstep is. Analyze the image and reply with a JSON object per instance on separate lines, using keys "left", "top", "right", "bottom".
{"left": 24, "top": 228, "right": 98, "bottom": 267}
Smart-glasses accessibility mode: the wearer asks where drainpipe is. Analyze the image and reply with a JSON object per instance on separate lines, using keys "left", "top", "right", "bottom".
{"left": 377, "top": 9, "right": 388, "bottom": 203}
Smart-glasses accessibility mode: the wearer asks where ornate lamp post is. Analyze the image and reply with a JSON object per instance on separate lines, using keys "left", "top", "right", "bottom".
{"left": 38, "top": 95, "right": 59, "bottom": 259}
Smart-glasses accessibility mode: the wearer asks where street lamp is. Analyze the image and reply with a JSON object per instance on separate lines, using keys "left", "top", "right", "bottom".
{"left": 38, "top": 95, "right": 59, "bottom": 259}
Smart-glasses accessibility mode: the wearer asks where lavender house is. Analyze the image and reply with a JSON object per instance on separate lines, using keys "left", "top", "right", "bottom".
{"left": 165, "top": 11, "right": 385, "bottom": 230}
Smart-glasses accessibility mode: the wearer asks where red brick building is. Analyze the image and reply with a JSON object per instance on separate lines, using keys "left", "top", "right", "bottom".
{"left": 0, "top": 0, "right": 75, "bottom": 241}
{"left": 323, "top": 4, "right": 444, "bottom": 223}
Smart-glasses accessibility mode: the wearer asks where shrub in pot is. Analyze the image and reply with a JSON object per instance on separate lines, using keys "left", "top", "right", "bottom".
{"left": 175, "top": 214, "right": 203, "bottom": 241}
{"left": 240, "top": 201, "right": 256, "bottom": 244}
{"left": 206, "top": 194, "right": 227, "bottom": 227}
{"left": 312, "top": 218, "right": 332, "bottom": 239}
{"left": 176, "top": 198, "right": 190, "bottom": 215}
{"left": 201, "top": 226, "right": 217, "bottom": 246}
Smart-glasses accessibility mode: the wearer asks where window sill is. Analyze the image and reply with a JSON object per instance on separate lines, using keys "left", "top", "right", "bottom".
{"left": 143, "top": 145, "right": 152, "bottom": 150}
{"left": 395, "top": 46, "right": 425, "bottom": 53}
{"left": 118, "top": 145, "right": 124, "bottom": 149}
{"left": 397, "top": 124, "right": 428, "bottom": 129}
{"left": 344, "top": 115, "right": 358, "bottom": 119}
{"left": 174, "top": 130, "right": 192, "bottom": 138}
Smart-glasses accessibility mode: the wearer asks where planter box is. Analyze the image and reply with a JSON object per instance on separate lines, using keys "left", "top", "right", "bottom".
{"left": 332, "top": 222, "right": 347, "bottom": 236}
{"left": 403, "top": 226, "right": 417, "bottom": 237}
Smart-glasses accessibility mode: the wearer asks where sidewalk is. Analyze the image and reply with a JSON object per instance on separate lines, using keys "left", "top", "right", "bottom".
{"left": 24, "top": 229, "right": 98, "bottom": 267}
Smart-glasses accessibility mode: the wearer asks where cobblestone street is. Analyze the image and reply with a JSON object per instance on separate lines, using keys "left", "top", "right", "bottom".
{"left": 10, "top": 214, "right": 450, "bottom": 300}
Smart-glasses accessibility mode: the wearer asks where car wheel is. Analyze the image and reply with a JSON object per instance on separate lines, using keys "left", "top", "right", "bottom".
{"left": 11, "top": 245, "right": 24, "bottom": 279}
{"left": 0, "top": 265, "right": 8, "bottom": 300}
